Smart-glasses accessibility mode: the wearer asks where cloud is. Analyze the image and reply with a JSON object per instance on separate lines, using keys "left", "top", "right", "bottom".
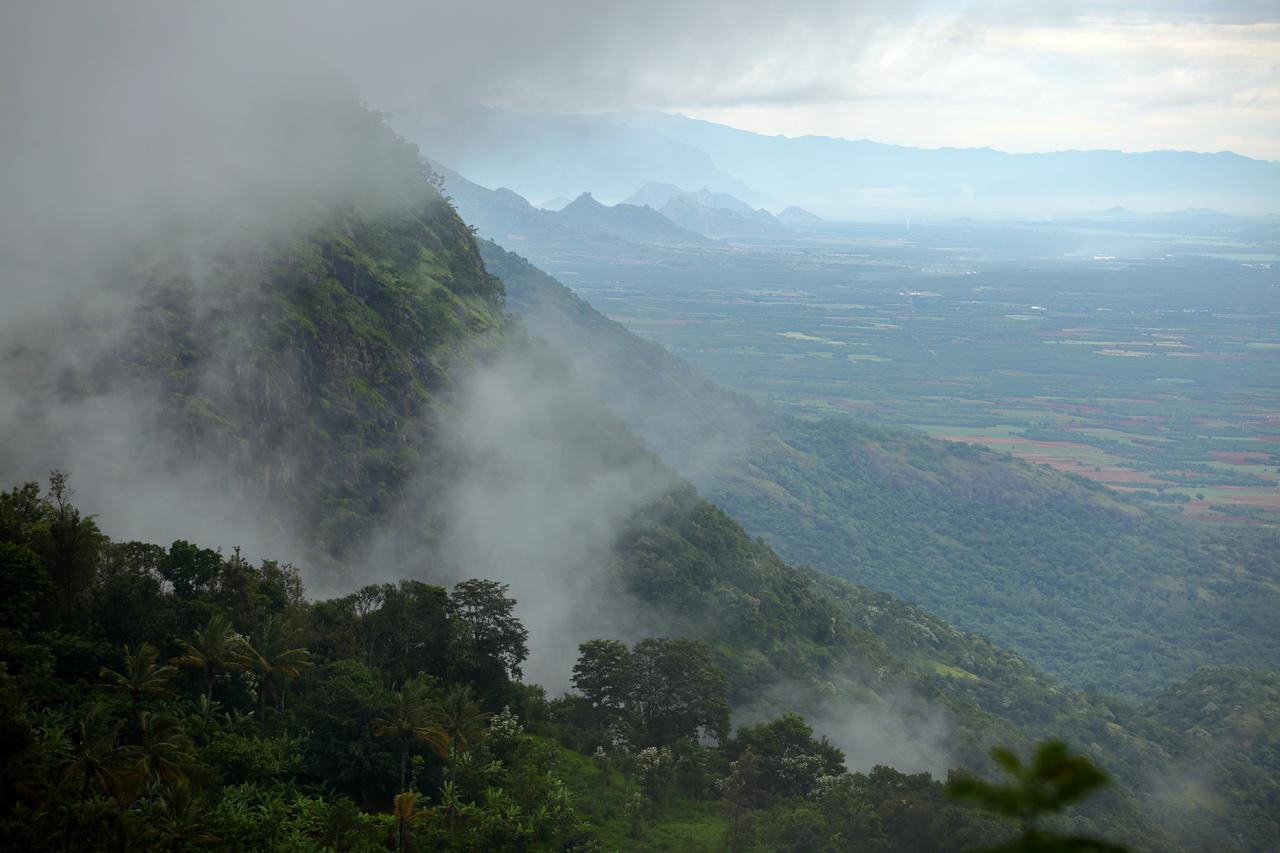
{"left": 5, "top": 2, "right": 1274, "bottom": 165}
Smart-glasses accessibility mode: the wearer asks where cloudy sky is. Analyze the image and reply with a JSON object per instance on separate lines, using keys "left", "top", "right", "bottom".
{"left": 437, "top": 1, "right": 1280, "bottom": 160}
{"left": 667, "top": 10, "right": 1280, "bottom": 158}
{"left": 3, "top": 1, "right": 1278, "bottom": 160}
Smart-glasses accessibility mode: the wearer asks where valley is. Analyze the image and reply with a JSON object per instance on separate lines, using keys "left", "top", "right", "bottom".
{"left": 497, "top": 215, "right": 1280, "bottom": 524}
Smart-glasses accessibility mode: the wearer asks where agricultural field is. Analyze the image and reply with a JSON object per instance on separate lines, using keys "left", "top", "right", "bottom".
{"left": 516, "top": 213, "right": 1280, "bottom": 523}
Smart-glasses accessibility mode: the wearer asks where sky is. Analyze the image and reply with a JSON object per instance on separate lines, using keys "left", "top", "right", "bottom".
{"left": 665, "top": 12, "right": 1280, "bottom": 158}
{"left": 3, "top": 2, "right": 1275, "bottom": 161}
{"left": 456, "top": 1, "right": 1280, "bottom": 160}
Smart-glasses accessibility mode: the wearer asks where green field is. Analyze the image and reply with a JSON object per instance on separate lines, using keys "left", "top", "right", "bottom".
{"left": 518, "top": 216, "right": 1280, "bottom": 523}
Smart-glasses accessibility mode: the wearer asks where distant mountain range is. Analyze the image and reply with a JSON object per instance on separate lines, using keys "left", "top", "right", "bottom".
{"left": 554, "top": 191, "right": 706, "bottom": 244}
{"left": 399, "top": 105, "right": 1280, "bottom": 218}
{"left": 433, "top": 162, "right": 832, "bottom": 246}
{"left": 622, "top": 181, "right": 801, "bottom": 238}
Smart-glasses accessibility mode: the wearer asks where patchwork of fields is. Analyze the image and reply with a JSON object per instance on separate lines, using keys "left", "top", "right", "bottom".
{"left": 523, "top": 215, "right": 1280, "bottom": 523}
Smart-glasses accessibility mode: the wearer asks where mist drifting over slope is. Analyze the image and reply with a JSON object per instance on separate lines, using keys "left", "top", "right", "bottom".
{"left": 0, "top": 4, "right": 733, "bottom": 691}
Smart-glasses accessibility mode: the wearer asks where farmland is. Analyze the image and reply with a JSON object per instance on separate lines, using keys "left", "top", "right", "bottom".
{"left": 514, "top": 213, "right": 1280, "bottom": 523}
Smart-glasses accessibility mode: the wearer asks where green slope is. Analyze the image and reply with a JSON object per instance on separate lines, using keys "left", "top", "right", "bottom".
{"left": 486, "top": 241, "right": 1280, "bottom": 700}
{"left": 4, "top": 96, "right": 1273, "bottom": 848}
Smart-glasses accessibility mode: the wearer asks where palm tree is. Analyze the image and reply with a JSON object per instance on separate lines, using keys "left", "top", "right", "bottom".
{"left": 169, "top": 613, "right": 252, "bottom": 702}
{"left": 436, "top": 685, "right": 490, "bottom": 758}
{"left": 97, "top": 643, "right": 178, "bottom": 707}
{"left": 63, "top": 705, "right": 130, "bottom": 801}
{"left": 392, "top": 790, "right": 430, "bottom": 853}
{"left": 241, "top": 615, "right": 313, "bottom": 727}
{"left": 374, "top": 681, "right": 451, "bottom": 792}
{"left": 126, "top": 712, "right": 193, "bottom": 784}
{"left": 146, "top": 779, "right": 217, "bottom": 851}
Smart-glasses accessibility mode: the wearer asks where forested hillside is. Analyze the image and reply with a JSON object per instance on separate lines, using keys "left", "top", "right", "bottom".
{"left": 1, "top": 94, "right": 1275, "bottom": 850}
{"left": 486, "top": 241, "right": 1280, "bottom": 699}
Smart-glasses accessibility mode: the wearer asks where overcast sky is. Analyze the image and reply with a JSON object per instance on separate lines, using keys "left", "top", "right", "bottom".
{"left": 3, "top": 2, "right": 1278, "bottom": 160}
{"left": 442, "top": 1, "right": 1280, "bottom": 160}
{"left": 663, "top": 10, "right": 1280, "bottom": 158}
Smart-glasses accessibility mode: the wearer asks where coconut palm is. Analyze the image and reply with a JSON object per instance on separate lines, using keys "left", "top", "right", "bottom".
{"left": 374, "top": 680, "right": 451, "bottom": 792}
{"left": 241, "top": 615, "right": 313, "bottom": 726}
{"left": 436, "top": 684, "right": 490, "bottom": 758}
{"left": 146, "top": 779, "right": 217, "bottom": 851}
{"left": 126, "top": 712, "right": 193, "bottom": 784}
{"left": 97, "top": 643, "right": 178, "bottom": 707}
{"left": 392, "top": 790, "right": 430, "bottom": 853}
{"left": 169, "top": 613, "right": 252, "bottom": 701}
{"left": 62, "top": 705, "right": 130, "bottom": 801}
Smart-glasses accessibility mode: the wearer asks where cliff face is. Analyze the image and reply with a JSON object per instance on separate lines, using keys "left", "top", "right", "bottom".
{"left": 120, "top": 191, "right": 506, "bottom": 565}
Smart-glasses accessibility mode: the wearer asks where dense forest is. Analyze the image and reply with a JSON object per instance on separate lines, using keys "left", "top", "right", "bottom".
{"left": 1, "top": 94, "right": 1276, "bottom": 851}
{"left": 0, "top": 476, "right": 1140, "bottom": 851}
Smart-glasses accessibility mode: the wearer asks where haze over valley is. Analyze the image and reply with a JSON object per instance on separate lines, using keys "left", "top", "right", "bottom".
{"left": 1, "top": 3, "right": 1277, "bottom": 852}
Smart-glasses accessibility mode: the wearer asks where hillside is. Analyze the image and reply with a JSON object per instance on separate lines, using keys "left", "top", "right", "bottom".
{"left": 2, "top": 92, "right": 1275, "bottom": 848}
{"left": 0, "top": 98, "right": 1171, "bottom": 849}
{"left": 484, "top": 241, "right": 1280, "bottom": 700}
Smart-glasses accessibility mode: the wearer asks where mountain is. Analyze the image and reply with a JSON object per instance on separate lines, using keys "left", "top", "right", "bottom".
{"left": 776, "top": 205, "right": 827, "bottom": 228}
{"left": 5, "top": 90, "right": 1277, "bottom": 848}
{"left": 538, "top": 195, "right": 572, "bottom": 210}
{"left": 618, "top": 181, "right": 789, "bottom": 238}
{"left": 399, "top": 106, "right": 1280, "bottom": 218}
{"left": 433, "top": 162, "right": 708, "bottom": 251}
{"left": 659, "top": 195, "right": 790, "bottom": 238}
{"left": 484, "top": 238, "right": 1280, "bottom": 702}
{"left": 550, "top": 192, "right": 707, "bottom": 245}
{"left": 399, "top": 104, "right": 766, "bottom": 206}
{"left": 482, "top": 239, "right": 1280, "bottom": 848}
{"left": 622, "top": 181, "right": 685, "bottom": 209}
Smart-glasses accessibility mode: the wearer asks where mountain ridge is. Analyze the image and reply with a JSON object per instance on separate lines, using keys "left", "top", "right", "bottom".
{"left": 400, "top": 106, "right": 1280, "bottom": 217}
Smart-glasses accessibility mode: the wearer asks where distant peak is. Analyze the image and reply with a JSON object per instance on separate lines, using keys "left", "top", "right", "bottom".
{"left": 565, "top": 191, "right": 604, "bottom": 209}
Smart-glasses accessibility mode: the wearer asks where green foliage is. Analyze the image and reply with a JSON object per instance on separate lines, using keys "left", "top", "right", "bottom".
{"left": 0, "top": 475, "right": 1109, "bottom": 853}
{"left": 571, "top": 637, "right": 730, "bottom": 748}
{"left": 949, "top": 741, "right": 1126, "bottom": 852}
{"left": 726, "top": 712, "right": 844, "bottom": 801}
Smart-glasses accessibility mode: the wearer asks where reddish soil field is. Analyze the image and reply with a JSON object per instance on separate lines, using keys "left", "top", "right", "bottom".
{"left": 1069, "top": 467, "right": 1164, "bottom": 485}
{"left": 1209, "top": 487, "right": 1280, "bottom": 509}
{"left": 1209, "top": 451, "right": 1271, "bottom": 464}
{"left": 1099, "top": 397, "right": 1162, "bottom": 405}
{"left": 1008, "top": 397, "right": 1104, "bottom": 415}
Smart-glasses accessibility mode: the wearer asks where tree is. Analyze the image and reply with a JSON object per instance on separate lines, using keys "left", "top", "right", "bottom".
{"left": 295, "top": 660, "right": 394, "bottom": 804}
{"left": 947, "top": 740, "right": 1128, "bottom": 852}
{"left": 719, "top": 748, "right": 761, "bottom": 853}
{"left": 169, "top": 613, "right": 252, "bottom": 702}
{"left": 161, "top": 540, "right": 221, "bottom": 600}
{"left": 146, "top": 779, "right": 217, "bottom": 850}
{"left": 629, "top": 638, "right": 729, "bottom": 747}
{"left": 127, "top": 712, "right": 193, "bottom": 784}
{"left": 570, "top": 637, "right": 730, "bottom": 748}
{"left": 368, "top": 580, "right": 451, "bottom": 685}
{"left": 571, "top": 639, "right": 634, "bottom": 738}
{"left": 392, "top": 790, "right": 430, "bottom": 853}
{"left": 448, "top": 579, "right": 529, "bottom": 685}
{"left": 242, "top": 615, "right": 313, "bottom": 726}
{"left": 374, "top": 679, "right": 450, "bottom": 793}
{"left": 97, "top": 643, "right": 178, "bottom": 707}
{"left": 0, "top": 542, "right": 53, "bottom": 631}
{"left": 435, "top": 684, "right": 490, "bottom": 759}
{"left": 43, "top": 472, "right": 105, "bottom": 618}
{"left": 63, "top": 705, "right": 131, "bottom": 801}
{"left": 728, "top": 712, "right": 845, "bottom": 800}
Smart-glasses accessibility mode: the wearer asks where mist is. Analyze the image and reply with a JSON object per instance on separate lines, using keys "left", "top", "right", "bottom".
{"left": 0, "top": 9, "right": 1074, "bottom": 783}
